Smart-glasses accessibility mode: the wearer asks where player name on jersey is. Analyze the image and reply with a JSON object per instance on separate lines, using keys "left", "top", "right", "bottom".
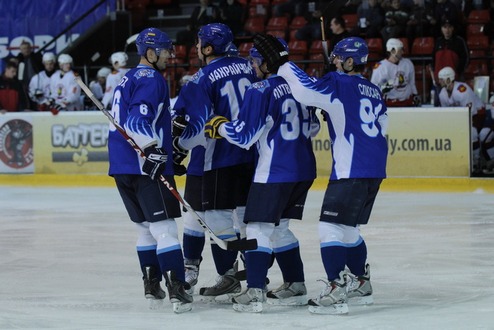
{"left": 358, "top": 83, "right": 382, "bottom": 100}
{"left": 208, "top": 62, "right": 253, "bottom": 83}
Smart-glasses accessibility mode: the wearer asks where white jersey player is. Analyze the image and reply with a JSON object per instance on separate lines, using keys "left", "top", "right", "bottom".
{"left": 437, "top": 66, "right": 486, "bottom": 172}
{"left": 49, "top": 54, "right": 82, "bottom": 111}
{"left": 102, "top": 52, "right": 129, "bottom": 109}
{"left": 371, "top": 38, "right": 417, "bottom": 107}
{"left": 28, "top": 52, "right": 56, "bottom": 110}
{"left": 89, "top": 67, "right": 111, "bottom": 101}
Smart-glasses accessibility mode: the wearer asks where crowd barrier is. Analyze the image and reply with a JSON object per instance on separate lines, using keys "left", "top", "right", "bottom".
{"left": 0, "top": 107, "right": 470, "bottom": 177}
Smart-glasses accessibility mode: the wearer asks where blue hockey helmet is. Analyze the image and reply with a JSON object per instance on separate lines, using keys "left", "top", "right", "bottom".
{"left": 249, "top": 37, "right": 288, "bottom": 65}
{"left": 226, "top": 44, "right": 239, "bottom": 57}
{"left": 136, "top": 28, "right": 174, "bottom": 56}
{"left": 330, "top": 37, "right": 368, "bottom": 65}
{"left": 197, "top": 23, "right": 233, "bottom": 55}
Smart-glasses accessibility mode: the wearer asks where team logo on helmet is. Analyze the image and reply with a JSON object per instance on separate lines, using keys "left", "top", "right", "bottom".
{"left": 0, "top": 119, "right": 33, "bottom": 169}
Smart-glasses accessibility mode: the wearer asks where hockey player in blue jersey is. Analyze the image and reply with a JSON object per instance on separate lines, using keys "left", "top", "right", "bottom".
{"left": 107, "top": 27, "right": 192, "bottom": 313}
{"left": 177, "top": 23, "right": 259, "bottom": 300}
{"left": 170, "top": 83, "right": 206, "bottom": 295}
{"left": 205, "top": 39, "right": 319, "bottom": 312}
{"left": 253, "top": 34, "right": 388, "bottom": 314}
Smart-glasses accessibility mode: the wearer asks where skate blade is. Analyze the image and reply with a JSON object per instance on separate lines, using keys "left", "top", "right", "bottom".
{"left": 233, "top": 302, "right": 263, "bottom": 313}
{"left": 267, "top": 295, "right": 307, "bottom": 306}
{"left": 308, "top": 303, "right": 349, "bottom": 315}
{"left": 349, "top": 295, "right": 373, "bottom": 305}
{"left": 173, "top": 302, "right": 192, "bottom": 314}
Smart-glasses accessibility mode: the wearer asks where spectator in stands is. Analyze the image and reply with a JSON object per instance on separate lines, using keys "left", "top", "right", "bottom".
{"left": 16, "top": 40, "right": 43, "bottom": 109}
{"left": 406, "top": 0, "right": 435, "bottom": 41}
{"left": 328, "top": 16, "right": 352, "bottom": 49}
{"left": 437, "top": 66, "right": 486, "bottom": 173}
{"left": 0, "top": 62, "right": 29, "bottom": 112}
{"left": 380, "top": 0, "right": 410, "bottom": 43}
{"left": 434, "top": 0, "right": 462, "bottom": 34}
{"left": 432, "top": 17, "right": 469, "bottom": 81}
{"left": 176, "top": 0, "right": 220, "bottom": 47}
{"left": 28, "top": 52, "right": 57, "bottom": 111}
{"left": 371, "top": 38, "right": 418, "bottom": 107}
{"left": 356, "top": 0, "right": 385, "bottom": 38}
{"left": 219, "top": 0, "right": 246, "bottom": 37}
{"left": 294, "top": 1, "right": 326, "bottom": 42}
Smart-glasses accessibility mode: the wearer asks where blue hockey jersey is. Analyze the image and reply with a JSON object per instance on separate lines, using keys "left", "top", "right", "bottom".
{"left": 278, "top": 62, "right": 388, "bottom": 180}
{"left": 219, "top": 75, "right": 317, "bottom": 184}
{"left": 172, "top": 84, "right": 204, "bottom": 177}
{"left": 108, "top": 64, "right": 174, "bottom": 176}
{"left": 178, "top": 56, "right": 258, "bottom": 171}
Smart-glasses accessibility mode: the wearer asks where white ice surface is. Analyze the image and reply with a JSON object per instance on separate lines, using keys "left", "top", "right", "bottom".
{"left": 1, "top": 186, "right": 493, "bottom": 329}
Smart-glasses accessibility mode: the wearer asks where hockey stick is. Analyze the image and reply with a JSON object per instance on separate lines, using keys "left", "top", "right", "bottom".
{"left": 75, "top": 76, "right": 257, "bottom": 251}
{"left": 320, "top": 16, "right": 331, "bottom": 67}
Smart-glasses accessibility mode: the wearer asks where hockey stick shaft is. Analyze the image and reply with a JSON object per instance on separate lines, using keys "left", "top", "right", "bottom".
{"left": 75, "top": 77, "right": 257, "bottom": 251}
{"left": 320, "top": 16, "right": 331, "bottom": 69}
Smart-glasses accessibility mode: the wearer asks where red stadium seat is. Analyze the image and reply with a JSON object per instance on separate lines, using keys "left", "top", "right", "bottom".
{"left": 266, "top": 16, "right": 288, "bottom": 32}
{"left": 289, "top": 16, "right": 307, "bottom": 31}
{"left": 342, "top": 14, "right": 358, "bottom": 32}
{"left": 467, "top": 35, "right": 489, "bottom": 50}
{"left": 411, "top": 37, "right": 434, "bottom": 55}
{"left": 244, "top": 16, "right": 266, "bottom": 34}
{"left": 466, "top": 9, "right": 490, "bottom": 24}
{"left": 288, "top": 40, "right": 308, "bottom": 56}
{"left": 239, "top": 42, "right": 254, "bottom": 57}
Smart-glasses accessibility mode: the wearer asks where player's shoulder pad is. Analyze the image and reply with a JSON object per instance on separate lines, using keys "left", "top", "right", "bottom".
{"left": 134, "top": 68, "right": 155, "bottom": 79}
{"left": 249, "top": 80, "right": 271, "bottom": 93}
{"left": 457, "top": 84, "right": 467, "bottom": 93}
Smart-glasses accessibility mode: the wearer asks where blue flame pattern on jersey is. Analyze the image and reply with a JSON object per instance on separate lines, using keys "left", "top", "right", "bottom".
{"left": 278, "top": 61, "right": 388, "bottom": 180}
{"left": 108, "top": 64, "right": 174, "bottom": 176}
{"left": 221, "top": 74, "right": 317, "bottom": 183}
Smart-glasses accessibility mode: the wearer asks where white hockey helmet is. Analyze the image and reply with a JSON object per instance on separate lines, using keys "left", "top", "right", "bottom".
{"left": 386, "top": 38, "right": 404, "bottom": 52}
{"left": 97, "top": 67, "right": 111, "bottom": 78}
{"left": 110, "top": 52, "right": 128, "bottom": 66}
{"left": 58, "top": 54, "right": 73, "bottom": 65}
{"left": 438, "top": 66, "right": 455, "bottom": 82}
{"left": 42, "top": 52, "right": 56, "bottom": 63}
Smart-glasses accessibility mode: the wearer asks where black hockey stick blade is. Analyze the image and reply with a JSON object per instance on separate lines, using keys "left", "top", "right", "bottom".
{"left": 227, "top": 238, "right": 258, "bottom": 251}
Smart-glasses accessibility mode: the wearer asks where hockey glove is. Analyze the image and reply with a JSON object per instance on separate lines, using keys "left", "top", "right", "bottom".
{"left": 205, "top": 115, "right": 229, "bottom": 139}
{"left": 142, "top": 145, "right": 168, "bottom": 180}
{"left": 253, "top": 33, "right": 289, "bottom": 73}
{"left": 172, "top": 136, "right": 188, "bottom": 176}
{"left": 172, "top": 116, "right": 188, "bottom": 137}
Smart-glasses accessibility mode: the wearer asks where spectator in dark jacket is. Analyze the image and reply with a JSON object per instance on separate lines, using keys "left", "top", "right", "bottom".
{"left": 432, "top": 18, "right": 469, "bottom": 81}
{"left": 356, "top": 0, "right": 385, "bottom": 38}
{"left": 0, "top": 62, "right": 29, "bottom": 112}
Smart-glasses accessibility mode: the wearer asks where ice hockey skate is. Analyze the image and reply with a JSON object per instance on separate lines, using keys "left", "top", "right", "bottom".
{"left": 308, "top": 271, "right": 349, "bottom": 315}
{"left": 199, "top": 267, "right": 241, "bottom": 302}
{"left": 232, "top": 288, "right": 265, "bottom": 313}
{"left": 184, "top": 258, "right": 201, "bottom": 294}
{"left": 266, "top": 282, "right": 307, "bottom": 306}
{"left": 143, "top": 266, "right": 166, "bottom": 300}
{"left": 166, "top": 272, "right": 193, "bottom": 314}
{"left": 347, "top": 264, "right": 373, "bottom": 305}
